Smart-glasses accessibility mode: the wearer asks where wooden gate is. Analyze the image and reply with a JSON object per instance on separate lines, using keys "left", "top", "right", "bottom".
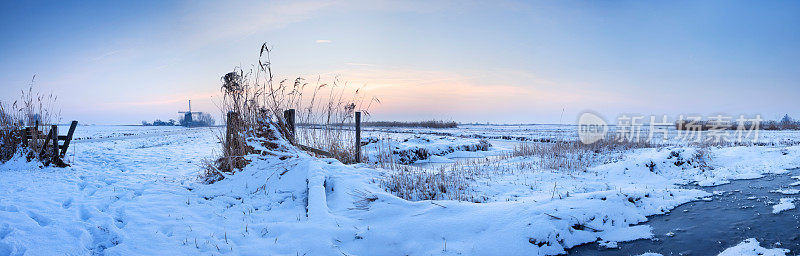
{"left": 22, "top": 120, "right": 78, "bottom": 167}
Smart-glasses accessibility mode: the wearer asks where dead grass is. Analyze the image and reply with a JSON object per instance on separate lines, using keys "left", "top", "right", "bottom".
{"left": 201, "top": 43, "right": 377, "bottom": 183}
{"left": 0, "top": 81, "right": 60, "bottom": 164}
{"left": 380, "top": 165, "right": 477, "bottom": 202}
{"left": 509, "top": 134, "right": 655, "bottom": 172}
{"left": 0, "top": 102, "right": 22, "bottom": 162}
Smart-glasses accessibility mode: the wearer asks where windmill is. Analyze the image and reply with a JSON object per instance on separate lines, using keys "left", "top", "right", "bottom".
{"left": 178, "top": 100, "right": 202, "bottom": 126}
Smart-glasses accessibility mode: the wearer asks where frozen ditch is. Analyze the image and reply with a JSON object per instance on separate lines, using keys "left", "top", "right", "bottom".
{"left": 568, "top": 168, "right": 800, "bottom": 255}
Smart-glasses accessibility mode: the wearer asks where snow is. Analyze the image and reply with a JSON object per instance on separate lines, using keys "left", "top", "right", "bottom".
{"left": 771, "top": 189, "right": 800, "bottom": 195}
{"left": 790, "top": 176, "right": 800, "bottom": 186}
{"left": 1, "top": 125, "right": 799, "bottom": 255}
{"left": 361, "top": 124, "right": 800, "bottom": 146}
{"left": 772, "top": 198, "right": 796, "bottom": 214}
{"left": 360, "top": 135, "right": 493, "bottom": 164}
{"left": 717, "top": 238, "right": 789, "bottom": 256}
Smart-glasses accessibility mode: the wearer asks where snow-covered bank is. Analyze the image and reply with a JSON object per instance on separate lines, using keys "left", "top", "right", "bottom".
{"left": 772, "top": 198, "right": 796, "bottom": 214}
{"left": 717, "top": 238, "right": 789, "bottom": 256}
{"left": 361, "top": 135, "right": 492, "bottom": 164}
{"left": 193, "top": 146, "right": 707, "bottom": 255}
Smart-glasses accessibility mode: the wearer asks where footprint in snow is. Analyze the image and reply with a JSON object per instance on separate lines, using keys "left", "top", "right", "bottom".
{"left": 78, "top": 181, "right": 88, "bottom": 191}
{"left": 85, "top": 186, "right": 99, "bottom": 197}
{"left": 62, "top": 198, "right": 73, "bottom": 209}
{"left": 0, "top": 241, "right": 13, "bottom": 256}
{"left": 79, "top": 205, "right": 92, "bottom": 221}
{"left": 113, "top": 208, "right": 127, "bottom": 229}
{"left": 0, "top": 223, "right": 11, "bottom": 239}
{"left": 88, "top": 224, "right": 122, "bottom": 254}
{"left": 25, "top": 211, "right": 52, "bottom": 227}
{"left": 0, "top": 205, "right": 18, "bottom": 213}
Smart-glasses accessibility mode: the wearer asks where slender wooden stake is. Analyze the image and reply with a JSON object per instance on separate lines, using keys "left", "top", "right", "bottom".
{"left": 23, "top": 127, "right": 30, "bottom": 147}
{"left": 226, "top": 111, "right": 239, "bottom": 152}
{"left": 51, "top": 125, "right": 58, "bottom": 164}
{"left": 39, "top": 128, "right": 53, "bottom": 159}
{"left": 33, "top": 121, "right": 39, "bottom": 151}
{"left": 283, "top": 109, "right": 296, "bottom": 142}
{"left": 355, "top": 111, "right": 361, "bottom": 163}
{"left": 60, "top": 121, "right": 78, "bottom": 157}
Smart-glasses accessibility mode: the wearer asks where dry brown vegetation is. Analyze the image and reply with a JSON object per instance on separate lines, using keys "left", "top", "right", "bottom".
{"left": 0, "top": 82, "right": 60, "bottom": 164}
{"left": 201, "top": 43, "right": 377, "bottom": 183}
{"left": 380, "top": 165, "right": 474, "bottom": 202}
{"left": 509, "top": 134, "right": 654, "bottom": 172}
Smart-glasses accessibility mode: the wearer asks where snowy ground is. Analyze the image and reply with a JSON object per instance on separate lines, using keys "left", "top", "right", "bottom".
{"left": 0, "top": 125, "right": 798, "bottom": 255}
{"left": 361, "top": 124, "right": 800, "bottom": 145}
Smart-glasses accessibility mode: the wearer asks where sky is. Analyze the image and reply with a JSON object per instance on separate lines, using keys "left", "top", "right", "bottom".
{"left": 1, "top": 0, "right": 798, "bottom": 125}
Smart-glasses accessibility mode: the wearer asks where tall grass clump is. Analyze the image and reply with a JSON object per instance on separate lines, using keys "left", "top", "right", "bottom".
{"left": 0, "top": 82, "right": 60, "bottom": 164}
{"left": 0, "top": 103, "right": 21, "bottom": 162}
{"left": 510, "top": 134, "right": 654, "bottom": 172}
{"left": 380, "top": 165, "right": 477, "bottom": 202}
{"left": 201, "top": 43, "right": 376, "bottom": 183}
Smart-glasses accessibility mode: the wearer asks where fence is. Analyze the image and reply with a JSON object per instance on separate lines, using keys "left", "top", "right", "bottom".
{"left": 281, "top": 109, "right": 362, "bottom": 163}
{"left": 222, "top": 110, "right": 363, "bottom": 163}
{"left": 22, "top": 120, "right": 78, "bottom": 167}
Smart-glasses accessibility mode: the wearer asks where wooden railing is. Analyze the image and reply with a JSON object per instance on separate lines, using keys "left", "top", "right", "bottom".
{"left": 22, "top": 120, "right": 78, "bottom": 167}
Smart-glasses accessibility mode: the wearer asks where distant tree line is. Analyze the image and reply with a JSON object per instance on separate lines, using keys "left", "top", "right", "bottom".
{"left": 181, "top": 113, "right": 215, "bottom": 127}
{"left": 141, "top": 113, "right": 215, "bottom": 127}
{"left": 142, "top": 119, "right": 178, "bottom": 126}
{"left": 763, "top": 114, "right": 800, "bottom": 130}
{"left": 361, "top": 120, "right": 458, "bottom": 129}
{"left": 675, "top": 114, "right": 800, "bottom": 130}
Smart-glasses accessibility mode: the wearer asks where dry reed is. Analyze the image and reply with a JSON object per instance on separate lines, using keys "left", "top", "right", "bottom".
{"left": 201, "top": 43, "right": 377, "bottom": 183}
{"left": 0, "top": 81, "right": 60, "bottom": 164}
{"left": 509, "top": 134, "right": 655, "bottom": 172}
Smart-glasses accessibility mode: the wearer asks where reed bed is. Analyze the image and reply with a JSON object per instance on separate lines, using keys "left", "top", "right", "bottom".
{"left": 509, "top": 134, "right": 654, "bottom": 172}
{"left": 380, "top": 165, "right": 475, "bottom": 202}
{"left": 0, "top": 83, "right": 60, "bottom": 164}
{"left": 201, "top": 43, "right": 377, "bottom": 183}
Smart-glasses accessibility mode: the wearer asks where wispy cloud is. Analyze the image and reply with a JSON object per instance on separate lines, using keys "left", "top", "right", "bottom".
{"left": 344, "top": 62, "right": 375, "bottom": 67}
{"left": 179, "top": 0, "right": 337, "bottom": 49}
{"left": 316, "top": 39, "right": 332, "bottom": 43}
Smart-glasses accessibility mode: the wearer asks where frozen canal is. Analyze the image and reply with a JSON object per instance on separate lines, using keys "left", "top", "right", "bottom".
{"left": 570, "top": 168, "right": 800, "bottom": 255}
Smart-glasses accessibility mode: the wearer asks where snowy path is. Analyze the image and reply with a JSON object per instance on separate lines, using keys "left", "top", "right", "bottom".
{"left": 0, "top": 128, "right": 224, "bottom": 255}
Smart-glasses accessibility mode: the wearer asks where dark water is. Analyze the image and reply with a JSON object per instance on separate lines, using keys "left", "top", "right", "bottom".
{"left": 569, "top": 168, "right": 800, "bottom": 255}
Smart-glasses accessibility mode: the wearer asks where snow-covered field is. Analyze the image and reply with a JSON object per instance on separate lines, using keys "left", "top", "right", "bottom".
{"left": 0, "top": 125, "right": 798, "bottom": 255}
{"left": 362, "top": 124, "right": 800, "bottom": 145}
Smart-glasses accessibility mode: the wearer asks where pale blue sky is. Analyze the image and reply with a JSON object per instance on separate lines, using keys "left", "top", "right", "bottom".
{"left": 1, "top": 0, "right": 798, "bottom": 124}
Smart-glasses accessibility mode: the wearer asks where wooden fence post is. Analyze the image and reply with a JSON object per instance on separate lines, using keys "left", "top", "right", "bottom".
{"left": 51, "top": 125, "right": 58, "bottom": 164}
{"left": 226, "top": 111, "right": 240, "bottom": 151}
{"left": 355, "top": 111, "right": 361, "bottom": 163}
{"left": 22, "top": 127, "right": 30, "bottom": 147}
{"left": 283, "top": 109, "right": 296, "bottom": 142}
{"left": 60, "top": 121, "right": 78, "bottom": 157}
{"left": 39, "top": 128, "right": 53, "bottom": 159}
{"left": 33, "top": 120, "right": 39, "bottom": 149}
